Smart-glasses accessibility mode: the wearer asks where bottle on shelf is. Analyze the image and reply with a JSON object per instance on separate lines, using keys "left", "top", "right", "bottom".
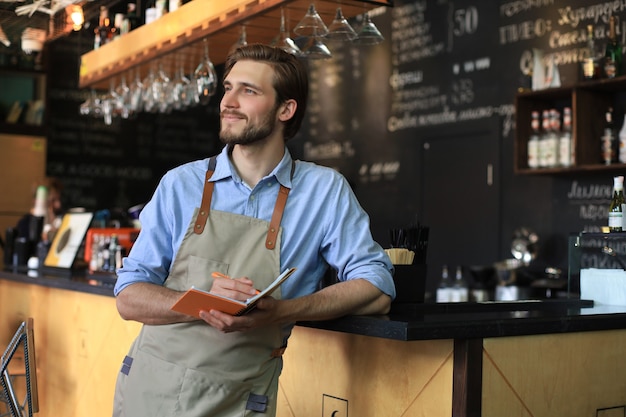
{"left": 450, "top": 266, "right": 469, "bottom": 302}
{"left": 609, "top": 175, "right": 625, "bottom": 232}
{"left": 89, "top": 233, "right": 101, "bottom": 273}
{"left": 436, "top": 264, "right": 451, "bottom": 303}
{"left": 546, "top": 108, "right": 560, "bottom": 168}
{"left": 527, "top": 111, "right": 540, "bottom": 169}
{"left": 559, "top": 107, "right": 573, "bottom": 167}
{"left": 583, "top": 24, "right": 601, "bottom": 80}
{"left": 125, "top": 3, "right": 141, "bottom": 31}
{"left": 95, "top": 6, "right": 114, "bottom": 49}
{"left": 169, "top": 0, "right": 182, "bottom": 12}
{"left": 539, "top": 109, "right": 557, "bottom": 168}
{"left": 604, "top": 15, "right": 622, "bottom": 78}
{"left": 113, "top": 13, "right": 125, "bottom": 40}
{"left": 27, "top": 185, "right": 47, "bottom": 252}
{"left": 109, "top": 234, "right": 120, "bottom": 271}
{"left": 602, "top": 107, "right": 616, "bottom": 165}
{"left": 619, "top": 112, "right": 626, "bottom": 164}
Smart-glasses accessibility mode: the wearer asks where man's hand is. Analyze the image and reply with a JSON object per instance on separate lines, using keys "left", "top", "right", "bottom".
{"left": 198, "top": 296, "right": 279, "bottom": 332}
{"left": 210, "top": 272, "right": 258, "bottom": 301}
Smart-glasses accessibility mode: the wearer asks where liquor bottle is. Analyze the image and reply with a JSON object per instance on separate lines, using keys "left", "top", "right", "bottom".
{"left": 28, "top": 185, "right": 47, "bottom": 245}
{"left": 89, "top": 233, "right": 100, "bottom": 273}
{"left": 604, "top": 16, "right": 622, "bottom": 78}
{"left": 527, "top": 111, "right": 540, "bottom": 169}
{"left": 583, "top": 25, "right": 600, "bottom": 80}
{"left": 619, "top": 113, "right": 626, "bottom": 163}
{"left": 125, "top": 3, "right": 141, "bottom": 31}
{"left": 545, "top": 108, "right": 560, "bottom": 168}
{"left": 559, "top": 107, "right": 573, "bottom": 167}
{"left": 609, "top": 175, "right": 625, "bottom": 232}
{"left": 169, "top": 0, "right": 182, "bottom": 12}
{"left": 95, "top": 6, "right": 114, "bottom": 49}
{"left": 450, "top": 266, "right": 469, "bottom": 302}
{"left": 101, "top": 235, "right": 111, "bottom": 271}
{"left": 602, "top": 107, "right": 616, "bottom": 165}
{"left": 539, "top": 110, "right": 550, "bottom": 168}
{"left": 436, "top": 264, "right": 451, "bottom": 302}
{"left": 113, "top": 13, "right": 125, "bottom": 39}
{"left": 109, "top": 234, "right": 120, "bottom": 271}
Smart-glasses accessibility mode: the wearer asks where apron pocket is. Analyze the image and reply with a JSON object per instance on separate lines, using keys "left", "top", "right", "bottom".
{"left": 186, "top": 255, "right": 229, "bottom": 291}
{"left": 178, "top": 366, "right": 251, "bottom": 417}
{"left": 119, "top": 349, "right": 186, "bottom": 417}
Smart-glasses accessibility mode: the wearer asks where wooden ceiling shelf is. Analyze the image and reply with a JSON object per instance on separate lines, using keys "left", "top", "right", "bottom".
{"left": 78, "top": 0, "right": 392, "bottom": 90}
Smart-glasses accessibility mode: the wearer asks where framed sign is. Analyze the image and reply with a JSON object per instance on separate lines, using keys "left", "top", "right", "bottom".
{"left": 44, "top": 212, "right": 93, "bottom": 269}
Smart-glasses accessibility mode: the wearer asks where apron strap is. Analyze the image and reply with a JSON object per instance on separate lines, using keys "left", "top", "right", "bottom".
{"left": 265, "top": 161, "right": 296, "bottom": 249}
{"left": 265, "top": 185, "right": 289, "bottom": 249}
{"left": 194, "top": 157, "right": 217, "bottom": 235}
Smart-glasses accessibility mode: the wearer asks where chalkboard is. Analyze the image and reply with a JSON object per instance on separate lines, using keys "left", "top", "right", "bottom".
{"left": 45, "top": 32, "right": 222, "bottom": 215}
{"left": 288, "top": 0, "right": 626, "bottom": 288}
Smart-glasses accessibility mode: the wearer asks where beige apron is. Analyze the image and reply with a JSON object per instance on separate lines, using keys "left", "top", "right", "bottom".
{"left": 113, "top": 157, "right": 292, "bottom": 417}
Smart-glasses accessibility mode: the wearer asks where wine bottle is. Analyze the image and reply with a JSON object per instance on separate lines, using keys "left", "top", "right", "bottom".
{"left": 619, "top": 112, "right": 626, "bottom": 163}
{"left": 559, "top": 107, "right": 573, "bottom": 167}
{"left": 602, "top": 107, "right": 616, "bottom": 165}
{"left": 583, "top": 25, "right": 600, "bottom": 79}
{"left": 609, "top": 175, "right": 625, "bottom": 232}
{"left": 527, "top": 111, "right": 540, "bottom": 169}
{"left": 450, "top": 266, "right": 468, "bottom": 302}
{"left": 436, "top": 265, "right": 451, "bottom": 303}
{"left": 538, "top": 110, "right": 549, "bottom": 167}
{"left": 95, "top": 6, "right": 114, "bottom": 49}
{"left": 125, "top": 3, "right": 141, "bottom": 31}
{"left": 545, "top": 108, "right": 560, "bottom": 168}
{"left": 604, "top": 16, "right": 622, "bottom": 78}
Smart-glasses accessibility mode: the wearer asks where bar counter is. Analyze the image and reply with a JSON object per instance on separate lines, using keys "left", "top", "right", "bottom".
{"left": 2, "top": 268, "right": 626, "bottom": 417}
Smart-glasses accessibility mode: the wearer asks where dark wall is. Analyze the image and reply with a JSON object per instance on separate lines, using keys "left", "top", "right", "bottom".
{"left": 45, "top": 0, "right": 626, "bottom": 291}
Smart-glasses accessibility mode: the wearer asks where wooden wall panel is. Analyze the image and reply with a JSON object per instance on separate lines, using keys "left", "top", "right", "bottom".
{"left": 0, "top": 279, "right": 141, "bottom": 417}
{"left": 277, "top": 326, "right": 454, "bottom": 417}
{"left": 483, "top": 331, "right": 626, "bottom": 417}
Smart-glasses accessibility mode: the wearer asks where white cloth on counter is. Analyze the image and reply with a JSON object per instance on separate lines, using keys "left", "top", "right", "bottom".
{"left": 581, "top": 268, "right": 626, "bottom": 306}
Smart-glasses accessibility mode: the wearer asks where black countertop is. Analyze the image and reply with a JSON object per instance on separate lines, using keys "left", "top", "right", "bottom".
{"left": 2, "top": 267, "right": 625, "bottom": 342}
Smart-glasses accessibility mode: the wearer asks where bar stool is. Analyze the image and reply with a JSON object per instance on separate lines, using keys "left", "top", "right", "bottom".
{"left": 0, "top": 318, "right": 38, "bottom": 417}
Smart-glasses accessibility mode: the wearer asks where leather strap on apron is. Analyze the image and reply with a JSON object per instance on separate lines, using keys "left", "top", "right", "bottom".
{"left": 194, "top": 156, "right": 295, "bottom": 250}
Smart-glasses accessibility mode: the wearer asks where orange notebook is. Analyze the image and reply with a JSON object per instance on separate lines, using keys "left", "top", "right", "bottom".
{"left": 171, "top": 267, "right": 296, "bottom": 317}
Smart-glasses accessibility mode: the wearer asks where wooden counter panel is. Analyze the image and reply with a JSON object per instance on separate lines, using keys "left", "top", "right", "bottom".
{"left": 0, "top": 279, "right": 141, "bottom": 417}
{"left": 483, "top": 330, "right": 626, "bottom": 417}
{"left": 277, "top": 326, "right": 454, "bottom": 417}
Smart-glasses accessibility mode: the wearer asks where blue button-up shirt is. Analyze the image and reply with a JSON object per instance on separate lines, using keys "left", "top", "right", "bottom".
{"left": 115, "top": 145, "right": 395, "bottom": 301}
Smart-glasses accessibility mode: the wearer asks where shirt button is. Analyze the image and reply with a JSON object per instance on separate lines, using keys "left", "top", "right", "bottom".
{"left": 250, "top": 195, "right": 255, "bottom": 201}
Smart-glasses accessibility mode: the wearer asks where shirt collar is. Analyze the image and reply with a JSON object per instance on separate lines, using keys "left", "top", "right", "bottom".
{"left": 210, "top": 145, "right": 295, "bottom": 189}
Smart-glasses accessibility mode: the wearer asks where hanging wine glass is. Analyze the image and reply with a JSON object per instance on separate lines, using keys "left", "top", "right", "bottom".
{"left": 294, "top": 3, "right": 328, "bottom": 37}
{"left": 101, "top": 79, "right": 120, "bottom": 125}
{"left": 354, "top": 12, "right": 384, "bottom": 45}
{"left": 272, "top": 7, "right": 301, "bottom": 56}
{"left": 194, "top": 38, "right": 218, "bottom": 105}
{"left": 79, "top": 89, "right": 101, "bottom": 117}
{"left": 326, "top": 7, "right": 358, "bottom": 42}
{"left": 141, "top": 64, "right": 158, "bottom": 113}
{"left": 114, "top": 73, "right": 131, "bottom": 119}
{"left": 128, "top": 67, "right": 144, "bottom": 114}
{"left": 185, "top": 51, "right": 200, "bottom": 107}
{"left": 155, "top": 62, "right": 171, "bottom": 113}
{"left": 169, "top": 54, "right": 190, "bottom": 111}
{"left": 301, "top": 27, "right": 332, "bottom": 59}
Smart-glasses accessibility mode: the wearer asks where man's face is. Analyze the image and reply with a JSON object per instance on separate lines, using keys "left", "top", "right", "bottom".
{"left": 219, "top": 60, "right": 281, "bottom": 146}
